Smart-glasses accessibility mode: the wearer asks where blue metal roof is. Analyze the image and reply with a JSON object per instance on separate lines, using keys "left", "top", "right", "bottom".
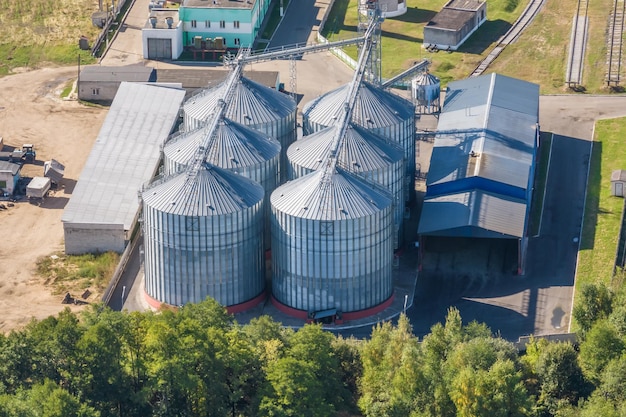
{"left": 420, "top": 73, "right": 539, "bottom": 239}
{"left": 418, "top": 189, "right": 527, "bottom": 238}
{"left": 428, "top": 73, "right": 538, "bottom": 191}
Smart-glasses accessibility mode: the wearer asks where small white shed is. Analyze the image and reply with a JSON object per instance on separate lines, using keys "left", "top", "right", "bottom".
{"left": 611, "top": 170, "right": 626, "bottom": 197}
{"left": 27, "top": 176, "right": 51, "bottom": 199}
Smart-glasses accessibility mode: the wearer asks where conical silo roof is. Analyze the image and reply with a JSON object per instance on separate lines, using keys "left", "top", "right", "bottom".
{"left": 288, "top": 123, "right": 404, "bottom": 174}
{"left": 143, "top": 163, "right": 264, "bottom": 216}
{"left": 184, "top": 77, "right": 295, "bottom": 126}
{"left": 413, "top": 72, "right": 440, "bottom": 86}
{"left": 271, "top": 168, "right": 392, "bottom": 220}
{"left": 164, "top": 118, "right": 281, "bottom": 170}
{"left": 303, "top": 81, "right": 414, "bottom": 130}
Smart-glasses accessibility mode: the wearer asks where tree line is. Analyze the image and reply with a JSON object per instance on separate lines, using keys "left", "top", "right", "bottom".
{"left": 0, "top": 282, "right": 625, "bottom": 417}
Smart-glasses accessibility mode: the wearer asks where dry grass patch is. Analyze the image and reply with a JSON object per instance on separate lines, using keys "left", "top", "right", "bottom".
{"left": 36, "top": 251, "right": 120, "bottom": 298}
{"left": 0, "top": 0, "right": 100, "bottom": 75}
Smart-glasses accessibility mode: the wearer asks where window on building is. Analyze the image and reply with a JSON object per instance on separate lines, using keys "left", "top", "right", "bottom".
{"left": 234, "top": 20, "right": 240, "bottom": 29}
{"left": 220, "top": 20, "right": 225, "bottom": 28}
{"left": 234, "top": 38, "right": 240, "bottom": 45}
{"left": 92, "top": 88, "right": 100, "bottom": 95}
{"left": 191, "top": 20, "right": 197, "bottom": 28}
{"left": 205, "top": 20, "right": 211, "bottom": 28}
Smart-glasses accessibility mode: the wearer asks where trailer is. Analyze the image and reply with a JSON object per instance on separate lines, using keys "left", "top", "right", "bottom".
{"left": 26, "top": 176, "right": 51, "bottom": 199}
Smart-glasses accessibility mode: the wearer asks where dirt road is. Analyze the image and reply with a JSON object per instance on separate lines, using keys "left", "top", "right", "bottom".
{"left": 0, "top": 67, "right": 107, "bottom": 331}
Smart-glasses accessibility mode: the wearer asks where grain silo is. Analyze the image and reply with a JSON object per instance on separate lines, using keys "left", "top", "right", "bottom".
{"left": 287, "top": 123, "right": 405, "bottom": 248}
{"left": 270, "top": 167, "right": 394, "bottom": 315}
{"left": 412, "top": 72, "right": 441, "bottom": 114}
{"left": 142, "top": 163, "right": 266, "bottom": 309}
{"left": 183, "top": 77, "right": 296, "bottom": 182}
{"left": 303, "top": 81, "right": 416, "bottom": 202}
{"left": 162, "top": 118, "right": 280, "bottom": 249}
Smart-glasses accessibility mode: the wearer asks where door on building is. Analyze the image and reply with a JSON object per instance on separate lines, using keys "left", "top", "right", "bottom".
{"left": 617, "top": 182, "right": 624, "bottom": 197}
{"left": 147, "top": 39, "right": 172, "bottom": 59}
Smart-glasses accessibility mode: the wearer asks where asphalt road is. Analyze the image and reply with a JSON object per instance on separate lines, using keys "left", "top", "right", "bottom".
{"left": 266, "top": 0, "right": 329, "bottom": 48}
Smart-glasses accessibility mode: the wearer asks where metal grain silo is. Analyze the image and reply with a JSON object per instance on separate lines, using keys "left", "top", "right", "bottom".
{"left": 163, "top": 118, "right": 280, "bottom": 249}
{"left": 287, "top": 123, "right": 405, "bottom": 248}
{"left": 183, "top": 77, "right": 296, "bottom": 183}
{"left": 270, "top": 167, "right": 394, "bottom": 314}
{"left": 303, "top": 81, "right": 416, "bottom": 202}
{"left": 412, "top": 72, "right": 441, "bottom": 114}
{"left": 142, "top": 163, "right": 265, "bottom": 308}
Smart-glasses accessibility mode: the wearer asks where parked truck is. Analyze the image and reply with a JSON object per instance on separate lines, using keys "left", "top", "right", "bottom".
{"left": 0, "top": 144, "right": 36, "bottom": 164}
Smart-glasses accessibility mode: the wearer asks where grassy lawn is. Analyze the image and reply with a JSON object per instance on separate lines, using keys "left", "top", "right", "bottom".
{"left": 323, "top": 0, "right": 531, "bottom": 83}
{"left": 489, "top": 0, "right": 616, "bottom": 93}
{"left": 323, "top": 0, "right": 620, "bottom": 93}
{"left": 0, "top": 0, "right": 99, "bottom": 76}
{"left": 576, "top": 117, "right": 626, "bottom": 293}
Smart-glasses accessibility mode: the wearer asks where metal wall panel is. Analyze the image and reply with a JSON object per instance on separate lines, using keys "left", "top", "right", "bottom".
{"left": 143, "top": 165, "right": 265, "bottom": 307}
{"left": 270, "top": 170, "right": 394, "bottom": 313}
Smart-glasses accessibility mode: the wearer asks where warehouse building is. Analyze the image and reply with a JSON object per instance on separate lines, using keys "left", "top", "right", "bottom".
{"left": 418, "top": 73, "right": 540, "bottom": 272}
{"left": 423, "top": 0, "right": 487, "bottom": 51}
{"left": 62, "top": 82, "right": 186, "bottom": 255}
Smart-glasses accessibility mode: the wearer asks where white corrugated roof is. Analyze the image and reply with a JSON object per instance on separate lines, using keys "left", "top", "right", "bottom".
{"left": 62, "top": 82, "right": 186, "bottom": 228}
{"left": 287, "top": 123, "right": 404, "bottom": 173}
{"left": 303, "top": 82, "right": 414, "bottom": 129}
{"left": 142, "top": 163, "right": 264, "bottom": 215}
{"left": 271, "top": 168, "right": 392, "bottom": 220}
{"left": 164, "top": 118, "right": 280, "bottom": 170}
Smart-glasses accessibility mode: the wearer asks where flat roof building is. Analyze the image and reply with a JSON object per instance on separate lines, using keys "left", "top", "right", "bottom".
{"left": 62, "top": 82, "right": 186, "bottom": 255}
{"left": 423, "top": 0, "right": 487, "bottom": 51}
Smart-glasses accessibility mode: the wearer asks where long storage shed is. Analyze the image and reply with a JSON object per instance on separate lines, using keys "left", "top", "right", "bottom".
{"left": 62, "top": 82, "right": 186, "bottom": 255}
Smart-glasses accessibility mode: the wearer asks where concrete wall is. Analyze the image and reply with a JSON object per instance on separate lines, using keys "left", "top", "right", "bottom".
{"left": 78, "top": 81, "right": 120, "bottom": 105}
{"left": 0, "top": 171, "right": 18, "bottom": 194}
{"left": 63, "top": 223, "right": 126, "bottom": 255}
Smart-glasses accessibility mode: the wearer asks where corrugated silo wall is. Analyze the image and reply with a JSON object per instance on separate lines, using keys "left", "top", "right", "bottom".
{"left": 271, "top": 207, "right": 394, "bottom": 313}
{"left": 143, "top": 200, "right": 265, "bottom": 307}
{"left": 248, "top": 111, "right": 296, "bottom": 184}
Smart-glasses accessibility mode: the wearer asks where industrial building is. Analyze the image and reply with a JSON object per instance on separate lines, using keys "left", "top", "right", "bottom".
{"left": 359, "top": 0, "right": 407, "bottom": 18}
{"left": 270, "top": 168, "right": 395, "bottom": 317}
{"left": 142, "top": 0, "right": 272, "bottom": 59}
{"left": 78, "top": 66, "right": 156, "bottom": 104}
{"left": 303, "top": 82, "right": 417, "bottom": 202}
{"left": 418, "top": 73, "right": 540, "bottom": 272}
{"left": 183, "top": 76, "right": 296, "bottom": 182}
{"left": 142, "top": 163, "right": 266, "bottom": 310}
{"left": 0, "top": 161, "right": 20, "bottom": 195}
{"left": 286, "top": 123, "right": 405, "bottom": 248}
{"left": 62, "top": 82, "right": 186, "bottom": 255}
{"left": 423, "top": 0, "right": 487, "bottom": 51}
{"left": 162, "top": 117, "right": 281, "bottom": 249}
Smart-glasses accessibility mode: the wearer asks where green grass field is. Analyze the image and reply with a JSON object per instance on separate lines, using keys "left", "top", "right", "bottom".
{"left": 0, "top": 0, "right": 99, "bottom": 76}
{"left": 323, "top": 0, "right": 620, "bottom": 93}
{"left": 576, "top": 118, "right": 626, "bottom": 290}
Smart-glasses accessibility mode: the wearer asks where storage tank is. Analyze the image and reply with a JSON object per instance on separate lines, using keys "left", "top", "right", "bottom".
{"left": 287, "top": 123, "right": 405, "bottom": 248}
{"left": 270, "top": 167, "right": 394, "bottom": 314}
{"left": 163, "top": 118, "right": 280, "bottom": 249}
{"left": 303, "top": 82, "right": 416, "bottom": 202}
{"left": 142, "top": 163, "right": 265, "bottom": 308}
{"left": 411, "top": 72, "right": 441, "bottom": 114}
{"left": 183, "top": 77, "right": 297, "bottom": 183}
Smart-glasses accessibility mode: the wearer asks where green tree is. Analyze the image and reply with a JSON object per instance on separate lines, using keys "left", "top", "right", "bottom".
{"left": 260, "top": 356, "right": 333, "bottom": 417}
{"left": 534, "top": 342, "right": 590, "bottom": 416}
{"left": 578, "top": 320, "right": 625, "bottom": 384}
{"left": 573, "top": 283, "right": 613, "bottom": 335}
